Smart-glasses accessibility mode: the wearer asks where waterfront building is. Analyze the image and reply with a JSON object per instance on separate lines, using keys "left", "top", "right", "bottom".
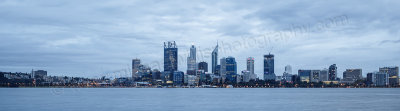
{"left": 379, "top": 66, "right": 399, "bottom": 86}
{"left": 220, "top": 56, "right": 237, "bottom": 84}
{"left": 187, "top": 45, "right": 197, "bottom": 75}
{"left": 310, "top": 70, "right": 321, "bottom": 83}
{"left": 164, "top": 41, "right": 178, "bottom": 81}
{"left": 173, "top": 71, "right": 184, "bottom": 86}
{"left": 298, "top": 70, "right": 311, "bottom": 82}
{"left": 342, "top": 69, "right": 362, "bottom": 83}
{"left": 264, "top": 54, "right": 276, "bottom": 80}
{"left": 368, "top": 72, "right": 389, "bottom": 86}
{"left": 211, "top": 43, "right": 218, "bottom": 74}
{"left": 319, "top": 69, "right": 329, "bottom": 81}
{"left": 329, "top": 64, "right": 337, "bottom": 81}
{"left": 247, "top": 57, "right": 255, "bottom": 75}
{"left": 186, "top": 75, "right": 197, "bottom": 86}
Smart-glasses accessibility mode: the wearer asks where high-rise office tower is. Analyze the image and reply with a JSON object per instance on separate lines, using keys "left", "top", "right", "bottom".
{"left": 343, "top": 69, "right": 363, "bottom": 83}
{"left": 220, "top": 57, "right": 227, "bottom": 79}
{"left": 247, "top": 57, "right": 255, "bottom": 75}
{"left": 164, "top": 41, "right": 178, "bottom": 81}
{"left": 225, "top": 56, "right": 237, "bottom": 75}
{"left": 264, "top": 54, "right": 275, "bottom": 80}
{"left": 187, "top": 45, "right": 197, "bottom": 75}
{"left": 379, "top": 66, "right": 399, "bottom": 86}
{"left": 198, "top": 62, "right": 208, "bottom": 72}
{"left": 328, "top": 64, "right": 337, "bottom": 81}
{"left": 220, "top": 56, "right": 237, "bottom": 83}
{"left": 211, "top": 43, "right": 218, "bottom": 74}
{"left": 132, "top": 59, "right": 141, "bottom": 79}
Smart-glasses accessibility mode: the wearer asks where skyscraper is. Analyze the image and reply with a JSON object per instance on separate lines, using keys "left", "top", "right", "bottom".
{"left": 328, "top": 64, "right": 337, "bottom": 81}
{"left": 164, "top": 41, "right": 178, "bottom": 81}
{"left": 379, "top": 66, "right": 399, "bottom": 86}
{"left": 198, "top": 62, "right": 208, "bottom": 72}
{"left": 220, "top": 56, "right": 237, "bottom": 84}
{"left": 187, "top": 45, "right": 197, "bottom": 75}
{"left": 220, "top": 57, "right": 227, "bottom": 81}
{"left": 264, "top": 54, "right": 275, "bottom": 80}
{"left": 211, "top": 43, "right": 218, "bottom": 74}
{"left": 225, "top": 56, "right": 237, "bottom": 75}
{"left": 247, "top": 57, "right": 255, "bottom": 75}
{"left": 132, "top": 59, "right": 141, "bottom": 79}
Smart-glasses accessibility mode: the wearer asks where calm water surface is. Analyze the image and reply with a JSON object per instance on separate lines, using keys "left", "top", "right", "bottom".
{"left": 0, "top": 88, "right": 399, "bottom": 111}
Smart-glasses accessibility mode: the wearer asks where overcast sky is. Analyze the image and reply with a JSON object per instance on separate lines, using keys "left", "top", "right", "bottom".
{"left": 1, "top": 0, "right": 399, "bottom": 78}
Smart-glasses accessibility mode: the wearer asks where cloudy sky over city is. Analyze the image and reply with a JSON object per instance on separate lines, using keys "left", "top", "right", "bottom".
{"left": 1, "top": 0, "right": 399, "bottom": 78}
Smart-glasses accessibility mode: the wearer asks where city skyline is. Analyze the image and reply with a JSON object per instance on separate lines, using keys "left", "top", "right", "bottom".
{"left": 2, "top": 1, "right": 400, "bottom": 111}
{"left": 1, "top": 0, "right": 400, "bottom": 78}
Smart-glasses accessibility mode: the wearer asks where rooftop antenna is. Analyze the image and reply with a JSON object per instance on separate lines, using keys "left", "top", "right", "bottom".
{"left": 268, "top": 46, "right": 274, "bottom": 55}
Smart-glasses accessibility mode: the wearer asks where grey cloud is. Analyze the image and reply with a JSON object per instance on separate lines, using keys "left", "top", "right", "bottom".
{"left": 379, "top": 39, "right": 400, "bottom": 45}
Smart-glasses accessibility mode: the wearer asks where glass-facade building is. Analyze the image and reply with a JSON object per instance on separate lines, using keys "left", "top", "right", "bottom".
{"left": 198, "top": 62, "right": 208, "bottom": 72}
{"left": 173, "top": 71, "right": 184, "bottom": 85}
{"left": 220, "top": 56, "right": 237, "bottom": 84}
{"left": 164, "top": 41, "right": 178, "bottom": 81}
{"left": 187, "top": 45, "right": 196, "bottom": 75}
{"left": 264, "top": 54, "right": 275, "bottom": 80}
{"left": 211, "top": 43, "right": 218, "bottom": 74}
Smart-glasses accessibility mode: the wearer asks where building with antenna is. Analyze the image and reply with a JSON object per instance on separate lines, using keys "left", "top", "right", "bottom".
{"left": 164, "top": 41, "right": 178, "bottom": 82}
{"left": 264, "top": 53, "right": 275, "bottom": 80}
